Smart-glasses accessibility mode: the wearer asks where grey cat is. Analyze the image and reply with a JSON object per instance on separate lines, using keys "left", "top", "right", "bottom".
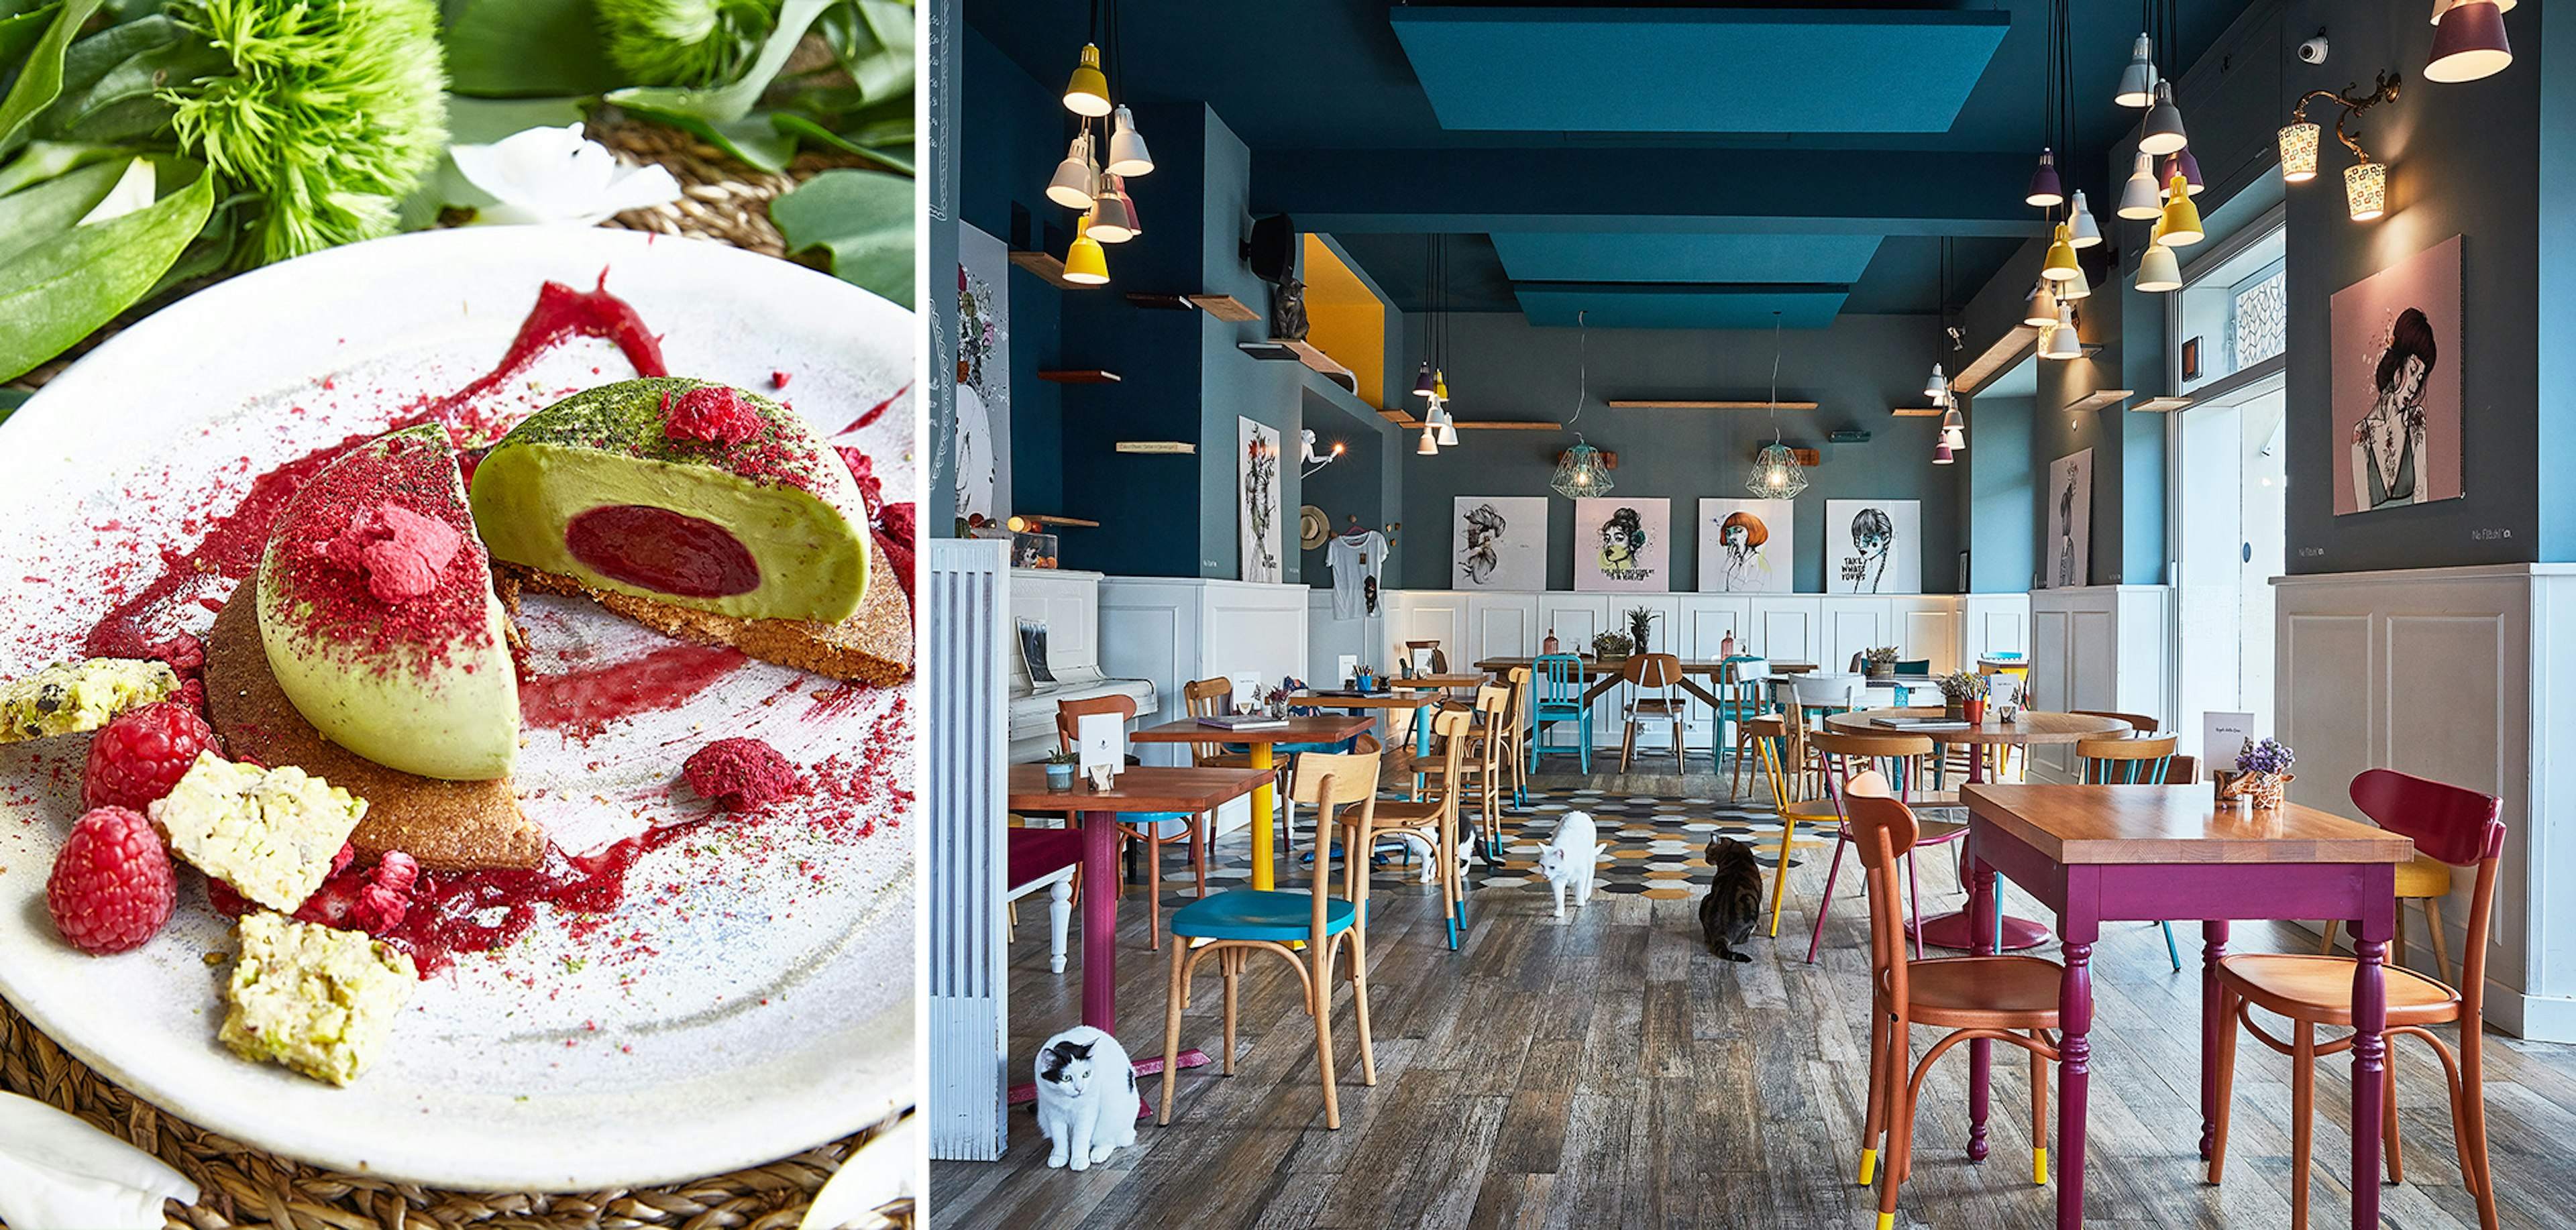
{"left": 1699, "top": 836, "right": 1763, "bottom": 962}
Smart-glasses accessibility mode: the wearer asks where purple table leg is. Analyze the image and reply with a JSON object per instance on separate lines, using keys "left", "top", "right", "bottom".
{"left": 2057, "top": 935, "right": 2095, "bottom": 1229}
{"left": 1079, "top": 810, "right": 1120, "bottom": 1033}
{"left": 1967, "top": 854, "right": 1996, "bottom": 1162}
{"left": 2351, "top": 917, "right": 2390, "bottom": 1227}
{"left": 2198, "top": 919, "right": 2231, "bottom": 1159}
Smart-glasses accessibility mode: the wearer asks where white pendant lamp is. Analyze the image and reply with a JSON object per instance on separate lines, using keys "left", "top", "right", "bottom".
{"left": 2114, "top": 34, "right": 2158, "bottom": 107}
{"left": 2043, "top": 304, "right": 2082, "bottom": 359}
{"left": 1087, "top": 178, "right": 1137, "bottom": 243}
{"left": 2060, "top": 260, "right": 2092, "bottom": 302}
{"left": 1923, "top": 363, "right": 1947, "bottom": 400}
{"left": 1436, "top": 412, "right": 1459, "bottom": 447}
{"left": 2119, "top": 151, "right": 2163, "bottom": 218}
{"left": 1417, "top": 423, "right": 1440, "bottom": 456}
{"left": 1104, "top": 105, "right": 1155, "bottom": 176}
{"left": 1045, "top": 133, "right": 1096, "bottom": 209}
{"left": 2141, "top": 80, "right": 2188, "bottom": 155}
{"left": 2025, "top": 282, "right": 2059, "bottom": 328}
{"left": 1940, "top": 406, "right": 1967, "bottom": 452}
{"left": 2137, "top": 242, "right": 2183, "bottom": 292}
{"left": 2069, "top": 190, "right": 2102, "bottom": 247}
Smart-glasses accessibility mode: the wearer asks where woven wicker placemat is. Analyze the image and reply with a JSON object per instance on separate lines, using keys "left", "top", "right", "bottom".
{"left": 1, "top": 118, "right": 916, "bottom": 1230}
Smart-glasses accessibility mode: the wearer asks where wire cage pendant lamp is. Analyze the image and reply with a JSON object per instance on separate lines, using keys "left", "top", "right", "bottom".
{"left": 1746, "top": 313, "right": 1807, "bottom": 499}
{"left": 1552, "top": 310, "right": 1615, "bottom": 498}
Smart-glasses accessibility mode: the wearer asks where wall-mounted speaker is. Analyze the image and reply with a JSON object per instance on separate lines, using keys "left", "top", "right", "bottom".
{"left": 1243, "top": 215, "right": 1296, "bottom": 284}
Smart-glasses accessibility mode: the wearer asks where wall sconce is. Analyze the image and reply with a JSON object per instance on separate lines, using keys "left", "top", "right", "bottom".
{"left": 1299, "top": 429, "right": 1346, "bottom": 477}
{"left": 2279, "top": 71, "right": 2402, "bottom": 221}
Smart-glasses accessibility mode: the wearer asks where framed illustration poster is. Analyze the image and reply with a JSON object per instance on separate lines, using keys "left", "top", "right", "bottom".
{"left": 1452, "top": 496, "right": 1548, "bottom": 590}
{"left": 2045, "top": 449, "right": 2092, "bottom": 588}
{"left": 1572, "top": 498, "right": 1669, "bottom": 592}
{"left": 2332, "top": 235, "right": 2463, "bottom": 514}
{"left": 954, "top": 222, "right": 1011, "bottom": 526}
{"left": 1238, "top": 417, "right": 1282, "bottom": 583}
{"left": 1824, "top": 499, "right": 1921, "bottom": 594}
{"left": 1697, "top": 498, "right": 1793, "bottom": 593}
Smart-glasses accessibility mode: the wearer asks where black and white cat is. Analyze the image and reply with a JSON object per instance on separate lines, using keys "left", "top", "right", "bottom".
{"left": 1699, "top": 835, "right": 1763, "bottom": 962}
{"left": 1033, "top": 1025, "right": 1139, "bottom": 1170}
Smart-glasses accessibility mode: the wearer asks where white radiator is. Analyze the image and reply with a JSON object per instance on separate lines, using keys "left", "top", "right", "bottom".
{"left": 926, "top": 539, "right": 1010, "bottom": 1160}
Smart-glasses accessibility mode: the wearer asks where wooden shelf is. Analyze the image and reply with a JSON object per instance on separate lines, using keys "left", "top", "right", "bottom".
{"left": 2131, "top": 395, "right": 2194, "bottom": 413}
{"left": 1010, "top": 514, "right": 1100, "bottom": 528}
{"left": 1386, "top": 416, "right": 1562, "bottom": 431}
{"left": 1115, "top": 441, "right": 1195, "bottom": 454}
{"left": 1605, "top": 400, "right": 1820, "bottom": 410}
{"left": 1952, "top": 325, "right": 2040, "bottom": 394}
{"left": 1007, "top": 250, "right": 1087, "bottom": 290}
{"left": 1237, "top": 338, "right": 1356, "bottom": 394}
{"left": 2063, "top": 388, "right": 2134, "bottom": 413}
{"left": 1189, "top": 294, "right": 1260, "bottom": 321}
{"left": 1038, "top": 370, "right": 1122, "bottom": 384}
{"left": 1888, "top": 406, "right": 1947, "bottom": 418}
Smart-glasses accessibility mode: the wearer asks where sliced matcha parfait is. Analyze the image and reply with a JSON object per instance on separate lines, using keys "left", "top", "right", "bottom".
{"left": 258, "top": 424, "right": 520, "bottom": 782}
{"left": 468, "top": 377, "right": 870, "bottom": 622}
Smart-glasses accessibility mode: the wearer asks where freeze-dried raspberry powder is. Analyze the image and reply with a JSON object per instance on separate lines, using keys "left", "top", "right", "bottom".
{"left": 321, "top": 502, "right": 462, "bottom": 603}
{"left": 663, "top": 386, "right": 763, "bottom": 445}
{"left": 683, "top": 738, "right": 803, "bottom": 812}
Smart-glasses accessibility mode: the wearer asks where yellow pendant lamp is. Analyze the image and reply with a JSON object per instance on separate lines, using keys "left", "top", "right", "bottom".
{"left": 2158, "top": 176, "right": 2205, "bottom": 245}
{"left": 1064, "top": 212, "right": 1110, "bottom": 285}
{"left": 1064, "top": 44, "right": 1112, "bottom": 117}
{"left": 2041, "top": 224, "right": 2081, "bottom": 280}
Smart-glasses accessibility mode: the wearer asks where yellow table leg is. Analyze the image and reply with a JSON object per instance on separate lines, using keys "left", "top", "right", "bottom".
{"left": 1250, "top": 742, "right": 1277, "bottom": 892}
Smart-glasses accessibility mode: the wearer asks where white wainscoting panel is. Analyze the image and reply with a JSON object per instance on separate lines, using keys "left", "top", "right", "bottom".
{"left": 2275, "top": 564, "right": 2576, "bottom": 1040}
{"left": 1102, "top": 579, "right": 1309, "bottom": 841}
{"left": 1963, "top": 594, "right": 2032, "bottom": 665}
{"left": 2026, "top": 585, "right": 2173, "bottom": 782}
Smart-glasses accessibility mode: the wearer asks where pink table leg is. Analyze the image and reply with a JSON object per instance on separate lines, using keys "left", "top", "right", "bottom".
{"left": 2057, "top": 936, "right": 2096, "bottom": 1229}
{"left": 1967, "top": 854, "right": 1996, "bottom": 1163}
{"left": 2198, "top": 919, "right": 2231, "bottom": 1159}
{"left": 1917, "top": 735, "right": 2051, "bottom": 952}
{"left": 1079, "top": 809, "right": 1120, "bottom": 1033}
{"left": 2351, "top": 921, "right": 2390, "bottom": 1227}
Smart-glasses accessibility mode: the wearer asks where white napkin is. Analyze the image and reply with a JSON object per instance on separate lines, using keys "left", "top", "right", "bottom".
{"left": 0, "top": 1093, "right": 198, "bottom": 1230}
{"left": 801, "top": 1115, "right": 916, "bottom": 1230}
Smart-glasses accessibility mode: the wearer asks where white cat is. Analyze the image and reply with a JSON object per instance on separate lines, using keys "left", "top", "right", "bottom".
{"left": 1536, "top": 811, "right": 1603, "bottom": 918}
{"left": 1033, "top": 1025, "right": 1139, "bottom": 1170}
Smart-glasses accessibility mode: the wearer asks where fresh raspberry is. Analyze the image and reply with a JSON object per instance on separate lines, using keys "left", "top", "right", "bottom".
{"left": 836, "top": 446, "right": 886, "bottom": 521}
{"left": 875, "top": 502, "right": 916, "bottom": 602}
{"left": 684, "top": 738, "right": 803, "bottom": 812}
{"left": 288, "top": 850, "right": 419, "bottom": 936}
{"left": 771, "top": 370, "right": 792, "bottom": 390}
{"left": 46, "top": 807, "right": 176, "bottom": 954}
{"left": 83, "top": 702, "right": 220, "bottom": 812}
{"left": 319, "top": 502, "right": 462, "bottom": 604}
{"left": 663, "top": 386, "right": 763, "bottom": 445}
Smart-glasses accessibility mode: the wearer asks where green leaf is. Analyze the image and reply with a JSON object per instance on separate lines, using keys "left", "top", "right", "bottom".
{"left": 768, "top": 167, "right": 911, "bottom": 305}
{"left": 0, "top": 387, "right": 29, "bottom": 427}
{"left": 0, "top": 156, "right": 121, "bottom": 264}
{"left": 38, "top": 16, "right": 223, "bottom": 145}
{"left": 605, "top": 0, "right": 828, "bottom": 125}
{"left": 0, "top": 165, "right": 213, "bottom": 382}
{"left": 442, "top": 0, "right": 623, "bottom": 98}
{"left": 625, "top": 106, "right": 796, "bottom": 172}
{"left": 0, "top": 0, "right": 107, "bottom": 156}
{"left": 771, "top": 111, "right": 911, "bottom": 174}
{"left": 0, "top": 137, "right": 125, "bottom": 197}
{"left": 0, "top": 7, "right": 59, "bottom": 71}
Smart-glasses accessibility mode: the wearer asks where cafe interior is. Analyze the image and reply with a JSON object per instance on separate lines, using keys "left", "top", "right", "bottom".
{"left": 918, "top": 0, "right": 2568, "bottom": 1225}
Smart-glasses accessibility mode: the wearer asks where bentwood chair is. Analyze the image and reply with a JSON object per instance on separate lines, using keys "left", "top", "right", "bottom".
{"left": 1805, "top": 730, "right": 1966, "bottom": 962}
{"left": 1160, "top": 750, "right": 1383, "bottom": 1130}
{"left": 2074, "top": 734, "right": 2185, "bottom": 970}
{"left": 1849, "top": 786, "right": 2062, "bottom": 1227}
{"left": 1617, "top": 653, "right": 1690, "bottom": 772}
{"left": 1754, "top": 716, "right": 1845, "bottom": 938}
{"left": 1358, "top": 708, "right": 1472, "bottom": 948}
{"left": 1719, "top": 657, "right": 1774, "bottom": 798}
{"left": 1055, "top": 694, "right": 1205, "bottom": 950}
{"left": 2209, "top": 769, "right": 2504, "bottom": 1230}
{"left": 1528, "top": 653, "right": 1591, "bottom": 774}
{"left": 2071, "top": 710, "right": 2159, "bottom": 736}
{"left": 1501, "top": 667, "right": 1534, "bottom": 808}
{"left": 1455, "top": 683, "right": 1511, "bottom": 859}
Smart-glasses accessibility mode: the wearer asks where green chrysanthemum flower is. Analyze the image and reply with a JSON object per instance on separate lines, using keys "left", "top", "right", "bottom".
{"left": 598, "top": 0, "right": 781, "bottom": 88}
{"left": 159, "top": 0, "right": 448, "bottom": 267}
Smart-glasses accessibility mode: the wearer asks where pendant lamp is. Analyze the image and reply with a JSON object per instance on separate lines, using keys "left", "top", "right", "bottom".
{"left": 2159, "top": 147, "right": 2204, "bottom": 197}
{"left": 1743, "top": 313, "right": 1805, "bottom": 499}
{"left": 2027, "top": 149, "right": 2064, "bottom": 208}
{"left": 1417, "top": 423, "right": 1440, "bottom": 456}
{"left": 2043, "top": 304, "right": 2082, "bottom": 359}
{"left": 2346, "top": 161, "right": 2387, "bottom": 221}
{"left": 1436, "top": 400, "right": 1459, "bottom": 447}
{"left": 1411, "top": 361, "right": 1435, "bottom": 399}
{"left": 2119, "top": 151, "right": 2164, "bottom": 218}
{"left": 1933, "top": 440, "right": 1955, "bottom": 465}
{"left": 1554, "top": 311, "right": 1616, "bottom": 498}
{"left": 2426, "top": 0, "right": 2512, "bottom": 81}
{"left": 1924, "top": 364, "right": 1947, "bottom": 400}
{"left": 2114, "top": 34, "right": 2158, "bottom": 107}
{"left": 2137, "top": 241, "right": 2183, "bottom": 292}
{"left": 1433, "top": 370, "right": 1450, "bottom": 401}
{"left": 1940, "top": 406, "right": 1967, "bottom": 452}
{"left": 2159, "top": 175, "right": 2205, "bottom": 244}
{"left": 1087, "top": 180, "right": 1137, "bottom": 243}
{"left": 2042, "top": 225, "right": 2081, "bottom": 280}
{"left": 2025, "top": 282, "right": 2059, "bottom": 328}
{"left": 2069, "top": 190, "right": 2102, "bottom": 247}
{"left": 1064, "top": 44, "right": 1112, "bottom": 117}
{"left": 2060, "top": 260, "right": 2092, "bottom": 302}
{"left": 2278, "top": 121, "right": 2322, "bottom": 182}
{"left": 1104, "top": 106, "right": 1155, "bottom": 176}
{"left": 2141, "top": 81, "right": 2188, "bottom": 155}
{"left": 1045, "top": 133, "right": 1097, "bottom": 209}
{"left": 1063, "top": 218, "right": 1109, "bottom": 285}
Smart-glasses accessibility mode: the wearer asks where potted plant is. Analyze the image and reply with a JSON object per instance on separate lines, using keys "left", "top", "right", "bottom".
{"left": 1625, "top": 606, "right": 1658, "bottom": 655}
{"left": 1591, "top": 631, "right": 1634, "bottom": 661}
{"left": 1936, "top": 670, "right": 1990, "bottom": 722}
{"left": 1042, "top": 749, "right": 1079, "bottom": 791}
{"left": 1262, "top": 681, "right": 1297, "bottom": 717}
{"left": 1862, "top": 647, "right": 1902, "bottom": 679}
{"left": 2233, "top": 738, "right": 2296, "bottom": 810}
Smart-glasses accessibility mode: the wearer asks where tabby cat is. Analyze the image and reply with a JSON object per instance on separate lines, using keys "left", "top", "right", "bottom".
{"left": 1699, "top": 836, "right": 1763, "bottom": 962}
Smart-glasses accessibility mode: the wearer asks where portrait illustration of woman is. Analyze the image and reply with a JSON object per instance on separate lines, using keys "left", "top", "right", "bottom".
{"left": 1597, "top": 506, "right": 1648, "bottom": 577}
{"left": 2350, "top": 307, "right": 2436, "bottom": 510}
{"left": 1717, "top": 511, "right": 1770, "bottom": 590}
{"left": 1843, "top": 506, "right": 1893, "bottom": 593}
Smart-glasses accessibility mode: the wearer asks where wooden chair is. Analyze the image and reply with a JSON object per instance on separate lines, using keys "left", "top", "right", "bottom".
{"left": 1527, "top": 653, "right": 1591, "bottom": 773}
{"left": 2208, "top": 769, "right": 2504, "bottom": 1230}
{"left": 1849, "top": 786, "right": 2061, "bottom": 1224}
{"left": 1159, "top": 751, "right": 1383, "bottom": 1130}
{"left": 2071, "top": 710, "right": 2158, "bottom": 735}
{"left": 1358, "top": 708, "right": 1472, "bottom": 948}
{"left": 1501, "top": 666, "right": 1534, "bottom": 808}
{"left": 1754, "top": 716, "right": 1845, "bottom": 938}
{"left": 1054, "top": 695, "right": 1207, "bottom": 950}
{"left": 1617, "top": 653, "right": 1689, "bottom": 772}
{"left": 2074, "top": 734, "right": 2185, "bottom": 970}
{"left": 1455, "top": 683, "right": 1511, "bottom": 859}
{"left": 1719, "top": 657, "right": 1774, "bottom": 798}
{"left": 1805, "top": 730, "right": 1966, "bottom": 963}
{"left": 1181, "top": 677, "right": 1261, "bottom": 772}
{"left": 1402, "top": 639, "right": 1447, "bottom": 673}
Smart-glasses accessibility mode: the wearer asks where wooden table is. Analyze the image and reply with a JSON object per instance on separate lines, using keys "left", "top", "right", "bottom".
{"left": 1389, "top": 673, "right": 1488, "bottom": 690}
{"left": 1474, "top": 657, "right": 1815, "bottom": 710}
{"left": 1006, "top": 764, "right": 1273, "bottom": 1036}
{"left": 1129, "top": 714, "right": 1377, "bottom": 893}
{"left": 1960, "top": 784, "right": 2413, "bottom": 1229}
{"left": 1825, "top": 708, "right": 2131, "bottom": 952}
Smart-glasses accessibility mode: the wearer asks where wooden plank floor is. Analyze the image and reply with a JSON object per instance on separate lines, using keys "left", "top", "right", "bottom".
{"left": 932, "top": 759, "right": 2576, "bottom": 1229}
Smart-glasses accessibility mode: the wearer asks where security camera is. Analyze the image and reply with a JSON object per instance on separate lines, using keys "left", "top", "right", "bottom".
{"left": 2298, "top": 33, "right": 2328, "bottom": 64}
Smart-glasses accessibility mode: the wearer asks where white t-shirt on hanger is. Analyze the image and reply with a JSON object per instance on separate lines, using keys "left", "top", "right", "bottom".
{"left": 1326, "top": 529, "right": 1387, "bottom": 620}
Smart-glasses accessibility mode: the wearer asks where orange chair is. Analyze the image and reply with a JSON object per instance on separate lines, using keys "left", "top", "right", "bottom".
{"left": 1847, "top": 781, "right": 2061, "bottom": 1227}
{"left": 2208, "top": 769, "right": 2505, "bottom": 1230}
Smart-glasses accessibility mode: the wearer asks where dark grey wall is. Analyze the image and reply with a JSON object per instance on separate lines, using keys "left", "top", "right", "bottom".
{"left": 1393, "top": 313, "right": 1959, "bottom": 592}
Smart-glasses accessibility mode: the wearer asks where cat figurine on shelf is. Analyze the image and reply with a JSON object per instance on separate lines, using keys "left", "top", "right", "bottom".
{"left": 1536, "top": 811, "right": 1603, "bottom": 918}
{"left": 1033, "top": 1025, "right": 1139, "bottom": 1170}
{"left": 1699, "top": 836, "right": 1764, "bottom": 962}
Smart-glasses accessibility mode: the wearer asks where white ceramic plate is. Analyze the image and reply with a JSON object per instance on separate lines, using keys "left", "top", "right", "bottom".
{"left": 0, "top": 227, "right": 916, "bottom": 1190}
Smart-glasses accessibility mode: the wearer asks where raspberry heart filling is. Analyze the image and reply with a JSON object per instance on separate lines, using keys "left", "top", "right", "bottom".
{"left": 564, "top": 504, "right": 761, "bottom": 598}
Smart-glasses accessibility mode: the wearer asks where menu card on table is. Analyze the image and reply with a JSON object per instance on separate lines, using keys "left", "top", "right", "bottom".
{"left": 2202, "top": 711, "right": 2254, "bottom": 767}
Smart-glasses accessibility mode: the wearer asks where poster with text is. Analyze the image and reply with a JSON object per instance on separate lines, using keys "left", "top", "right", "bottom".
{"left": 1825, "top": 499, "right": 1921, "bottom": 594}
{"left": 1453, "top": 496, "right": 1549, "bottom": 590}
{"left": 2045, "top": 449, "right": 2093, "bottom": 588}
{"left": 1238, "top": 416, "right": 1282, "bottom": 583}
{"left": 1573, "top": 497, "right": 1670, "bottom": 592}
{"left": 1697, "top": 498, "right": 1794, "bottom": 593}
{"left": 2332, "top": 235, "right": 2463, "bottom": 514}
{"left": 955, "top": 222, "right": 1010, "bottom": 526}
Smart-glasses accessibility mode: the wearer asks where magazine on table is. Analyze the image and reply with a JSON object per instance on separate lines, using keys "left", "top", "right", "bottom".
{"left": 1197, "top": 714, "right": 1290, "bottom": 730}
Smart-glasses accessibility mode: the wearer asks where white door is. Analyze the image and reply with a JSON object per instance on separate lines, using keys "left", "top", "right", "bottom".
{"left": 2174, "top": 386, "right": 2286, "bottom": 760}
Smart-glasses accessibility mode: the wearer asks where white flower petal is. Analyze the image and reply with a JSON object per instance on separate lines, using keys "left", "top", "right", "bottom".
{"left": 0, "top": 1093, "right": 199, "bottom": 1230}
{"left": 450, "top": 123, "right": 679, "bottom": 227}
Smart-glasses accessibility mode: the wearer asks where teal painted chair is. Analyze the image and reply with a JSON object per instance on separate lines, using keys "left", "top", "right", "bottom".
{"left": 1717, "top": 655, "right": 1774, "bottom": 795}
{"left": 1892, "top": 658, "right": 1933, "bottom": 706}
{"left": 1528, "top": 653, "right": 1592, "bottom": 774}
{"left": 2077, "top": 732, "right": 2184, "bottom": 970}
{"left": 1159, "top": 750, "right": 1382, "bottom": 1130}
